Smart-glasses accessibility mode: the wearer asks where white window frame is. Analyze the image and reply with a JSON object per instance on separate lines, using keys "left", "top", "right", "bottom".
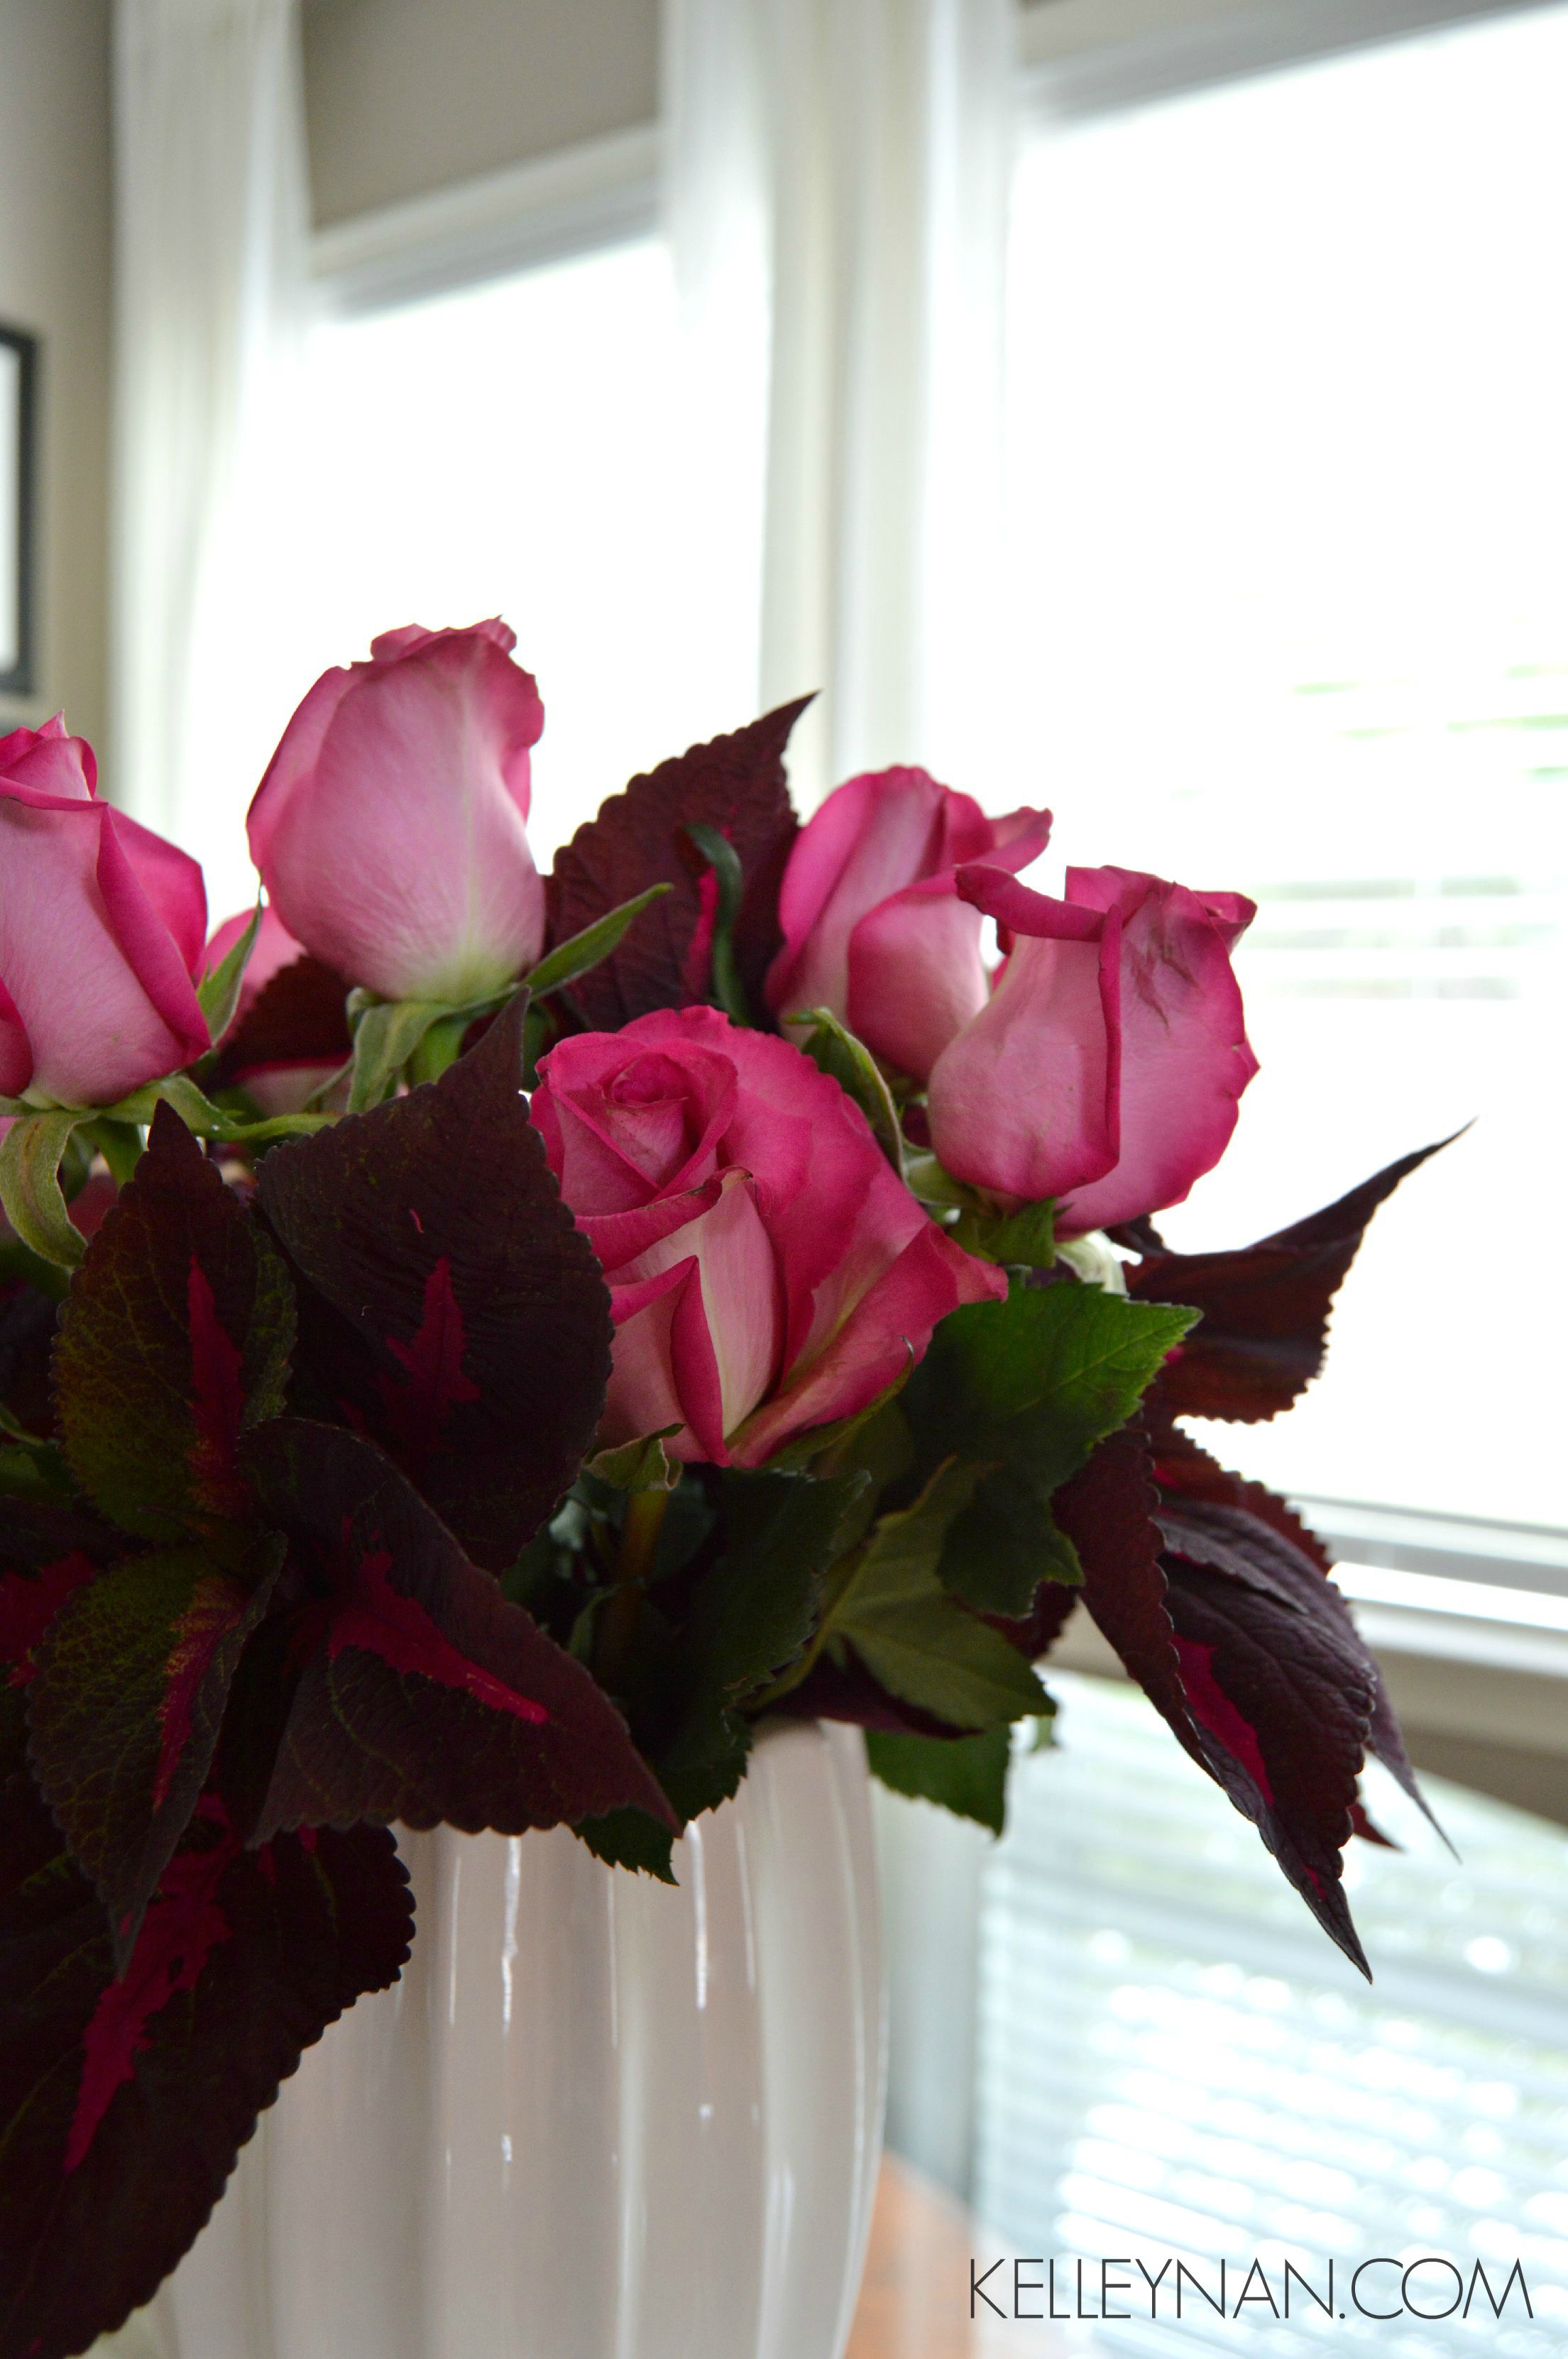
{"left": 1017, "top": 0, "right": 1564, "bottom": 121}
{"left": 309, "top": 123, "right": 660, "bottom": 317}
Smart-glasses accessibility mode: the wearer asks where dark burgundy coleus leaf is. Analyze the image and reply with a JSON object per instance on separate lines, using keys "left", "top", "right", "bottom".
{"left": 27, "top": 1535, "right": 287, "bottom": 1964}
{"left": 1127, "top": 1138, "right": 1452, "bottom": 1422}
{"left": 1157, "top": 1513, "right": 1378, "bottom": 1973}
{"left": 243, "top": 1416, "right": 676, "bottom": 1843}
{"left": 1153, "top": 1427, "right": 1447, "bottom": 1847}
{"left": 210, "top": 951, "right": 352, "bottom": 1090}
{"left": 0, "top": 1277, "right": 56, "bottom": 1440}
{"left": 0, "top": 1748, "right": 411, "bottom": 2359}
{"left": 546, "top": 696, "right": 811, "bottom": 1027}
{"left": 52, "top": 1105, "right": 295, "bottom": 1543}
{"left": 257, "top": 1000, "right": 611, "bottom": 1573}
{"left": 1053, "top": 1425, "right": 1188, "bottom": 1725}
{"left": 0, "top": 1500, "right": 120, "bottom": 1693}
{"left": 1053, "top": 1424, "right": 1413, "bottom": 1974}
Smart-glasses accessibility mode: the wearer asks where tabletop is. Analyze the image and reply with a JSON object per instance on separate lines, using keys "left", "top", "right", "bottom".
{"left": 847, "top": 2157, "right": 1092, "bottom": 2358}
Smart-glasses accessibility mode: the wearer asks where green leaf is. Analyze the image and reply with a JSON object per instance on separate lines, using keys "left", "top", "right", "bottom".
{"left": 684, "top": 823, "right": 750, "bottom": 1024}
{"left": 197, "top": 902, "right": 261, "bottom": 1044}
{"left": 831, "top": 1463, "right": 1050, "bottom": 1729}
{"left": 902, "top": 1277, "right": 1197, "bottom": 1616}
{"left": 787, "top": 1007, "right": 905, "bottom": 1175}
{"left": 866, "top": 1726, "right": 1017, "bottom": 1833}
{"left": 938, "top": 1467, "right": 1083, "bottom": 1616}
{"left": 585, "top": 1428, "right": 682, "bottom": 1492}
{"left": 53, "top": 1105, "right": 295, "bottom": 1543}
{"left": 0, "top": 1110, "right": 88, "bottom": 1267}
{"left": 697, "top": 1469, "right": 869, "bottom": 1699}
{"left": 627, "top": 1469, "right": 867, "bottom": 1830}
{"left": 346, "top": 998, "right": 456, "bottom": 1112}
{"left": 523, "top": 882, "right": 673, "bottom": 1000}
{"left": 574, "top": 1806, "right": 679, "bottom": 1883}
{"left": 955, "top": 1197, "right": 1058, "bottom": 1268}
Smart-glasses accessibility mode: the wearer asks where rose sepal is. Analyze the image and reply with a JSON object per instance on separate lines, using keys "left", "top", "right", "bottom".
{"left": 0, "top": 1075, "right": 334, "bottom": 1269}
{"left": 341, "top": 882, "right": 676, "bottom": 1110}
{"left": 784, "top": 1006, "right": 906, "bottom": 1176}
{"left": 194, "top": 902, "right": 263, "bottom": 1045}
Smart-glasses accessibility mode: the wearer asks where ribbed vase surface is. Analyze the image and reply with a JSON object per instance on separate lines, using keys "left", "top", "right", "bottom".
{"left": 102, "top": 1719, "right": 883, "bottom": 2359}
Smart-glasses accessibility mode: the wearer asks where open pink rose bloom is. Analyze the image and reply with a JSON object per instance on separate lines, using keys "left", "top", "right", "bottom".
{"left": 531, "top": 1006, "right": 1004, "bottom": 1465}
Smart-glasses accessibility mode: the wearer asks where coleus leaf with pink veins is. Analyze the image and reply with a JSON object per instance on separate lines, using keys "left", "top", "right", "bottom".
{"left": 546, "top": 697, "right": 811, "bottom": 1027}
{"left": 257, "top": 997, "right": 613, "bottom": 1574}
{"left": 0, "top": 1741, "right": 412, "bottom": 2359}
{"left": 241, "top": 1415, "right": 677, "bottom": 1843}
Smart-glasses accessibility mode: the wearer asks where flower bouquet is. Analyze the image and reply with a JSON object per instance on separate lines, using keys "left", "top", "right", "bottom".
{"left": 0, "top": 623, "right": 1443, "bottom": 2358}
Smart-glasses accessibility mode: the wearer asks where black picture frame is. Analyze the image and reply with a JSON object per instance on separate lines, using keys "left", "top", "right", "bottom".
{"left": 0, "top": 323, "right": 39, "bottom": 699}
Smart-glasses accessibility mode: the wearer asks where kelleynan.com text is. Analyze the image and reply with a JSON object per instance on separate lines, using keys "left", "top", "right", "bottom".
{"left": 970, "top": 2254, "right": 1533, "bottom": 2325}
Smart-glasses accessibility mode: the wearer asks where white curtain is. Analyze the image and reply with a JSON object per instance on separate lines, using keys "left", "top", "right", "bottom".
{"left": 111, "top": 0, "right": 310, "bottom": 916}
{"left": 662, "top": 0, "right": 1017, "bottom": 806}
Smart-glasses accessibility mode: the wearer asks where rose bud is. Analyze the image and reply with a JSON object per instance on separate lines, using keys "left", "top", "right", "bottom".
{"left": 203, "top": 903, "right": 349, "bottom": 1115}
{"left": 531, "top": 1006, "right": 1004, "bottom": 1466}
{"left": 247, "top": 620, "right": 546, "bottom": 1004}
{"left": 0, "top": 718, "right": 209, "bottom": 1107}
{"left": 203, "top": 902, "right": 308, "bottom": 1035}
{"left": 926, "top": 864, "right": 1257, "bottom": 1234}
{"left": 766, "top": 766, "right": 1050, "bottom": 1081}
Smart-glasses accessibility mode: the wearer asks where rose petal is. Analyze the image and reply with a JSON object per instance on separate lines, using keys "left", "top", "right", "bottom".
{"left": 926, "top": 870, "right": 1122, "bottom": 1207}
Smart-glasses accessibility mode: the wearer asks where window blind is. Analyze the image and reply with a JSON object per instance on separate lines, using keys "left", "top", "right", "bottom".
{"left": 973, "top": 1675, "right": 1568, "bottom": 2355}
{"left": 1001, "top": 3, "right": 1568, "bottom": 1535}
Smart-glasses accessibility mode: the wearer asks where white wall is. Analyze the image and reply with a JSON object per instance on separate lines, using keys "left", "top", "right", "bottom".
{"left": 301, "top": 0, "right": 661, "bottom": 225}
{"left": 0, "top": 0, "right": 112, "bottom": 750}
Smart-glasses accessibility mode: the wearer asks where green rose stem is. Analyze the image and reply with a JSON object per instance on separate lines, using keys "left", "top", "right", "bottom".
{"left": 76, "top": 1119, "right": 146, "bottom": 1190}
{"left": 593, "top": 1485, "right": 671, "bottom": 1697}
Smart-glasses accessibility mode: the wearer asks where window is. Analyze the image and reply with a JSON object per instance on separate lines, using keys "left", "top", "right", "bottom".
{"left": 200, "top": 231, "right": 754, "bottom": 919}
{"left": 1000, "top": 4, "right": 1568, "bottom": 1536}
{"left": 974, "top": 1674, "right": 1568, "bottom": 2353}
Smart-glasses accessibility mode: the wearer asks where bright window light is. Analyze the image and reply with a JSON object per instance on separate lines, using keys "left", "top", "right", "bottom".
{"left": 1002, "top": 6, "right": 1568, "bottom": 1529}
{"left": 269, "top": 238, "right": 752, "bottom": 892}
{"left": 975, "top": 1675, "right": 1568, "bottom": 2355}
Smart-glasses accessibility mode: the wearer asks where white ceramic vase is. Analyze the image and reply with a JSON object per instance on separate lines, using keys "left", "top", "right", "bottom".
{"left": 102, "top": 1719, "right": 884, "bottom": 2359}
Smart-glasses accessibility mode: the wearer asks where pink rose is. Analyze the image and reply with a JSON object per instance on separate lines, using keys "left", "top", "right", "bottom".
{"left": 531, "top": 1006, "right": 1004, "bottom": 1465}
{"left": 204, "top": 902, "right": 307, "bottom": 1035}
{"left": 203, "top": 903, "right": 345, "bottom": 1116}
{"left": 925, "top": 864, "right": 1258, "bottom": 1234}
{"left": 765, "top": 767, "right": 1051, "bottom": 1082}
{"left": 0, "top": 719, "right": 209, "bottom": 1107}
{"left": 247, "top": 620, "right": 546, "bottom": 1004}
